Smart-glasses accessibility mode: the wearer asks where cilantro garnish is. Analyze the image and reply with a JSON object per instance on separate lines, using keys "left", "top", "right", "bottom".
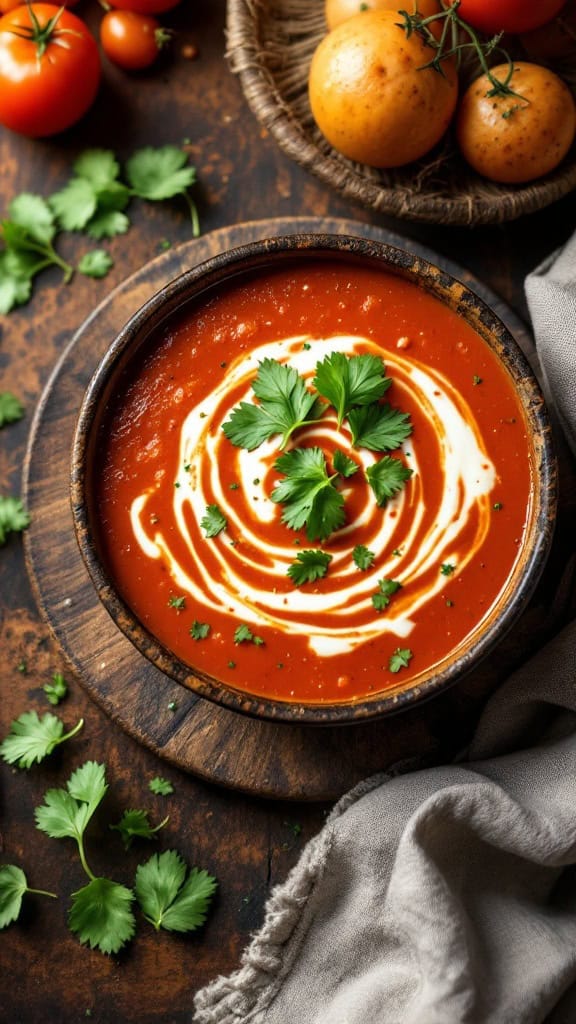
{"left": 0, "top": 865, "right": 56, "bottom": 929}
{"left": 168, "top": 595, "right": 186, "bottom": 611}
{"left": 0, "top": 392, "right": 24, "bottom": 428}
{"left": 109, "top": 809, "right": 169, "bottom": 851}
{"left": 233, "top": 624, "right": 265, "bottom": 645}
{"left": 353, "top": 545, "right": 375, "bottom": 571}
{"left": 389, "top": 648, "right": 413, "bottom": 673}
{"left": 272, "top": 447, "right": 345, "bottom": 542}
{"left": 43, "top": 671, "right": 67, "bottom": 706}
{"left": 149, "top": 776, "right": 174, "bottom": 796}
{"left": 333, "top": 449, "right": 359, "bottom": 478}
{"left": 190, "top": 620, "right": 210, "bottom": 640}
{"left": 287, "top": 549, "right": 332, "bottom": 586}
{"left": 348, "top": 403, "right": 412, "bottom": 452}
{"left": 365, "top": 458, "right": 413, "bottom": 507}
{"left": 0, "top": 496, "right": 30, "bottom": 545}
{"left": 313, "top": 351, "right": 391, "bottom": 426}
{"left": 125, "top": 146, "right": 200, "bottom": 236}
{"left": 69, "top": 878, "right": 136, "bottom": 955}
{"left": 440, "top": 562, "right": 456, "bottom": 576}
{"left": 0, "top": 195, "right": 72, "bottom": 314}
{"left": 135, "top": 850, "right": 217, "bottom": 933}
{"left": 200, "top": 504, "right": 227, "bottom": 537}
{"left": 222, "top": 359, "right": 323, "bottom": 451}
{"left": 0, "top": 711, "right": 83, "bottom": 769}
{"left": 371, "top": 578, "right": 402, "bottom": 611}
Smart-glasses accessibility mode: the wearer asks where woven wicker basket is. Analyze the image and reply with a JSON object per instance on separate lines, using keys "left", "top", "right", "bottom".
{"left": 226, "top": 0, "right": 576, "bottom": 226}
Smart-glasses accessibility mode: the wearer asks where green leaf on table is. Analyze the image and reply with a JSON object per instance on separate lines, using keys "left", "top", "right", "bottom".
{"left": 43, "top": 671, "right": 67, "bottom": 706}
{"left": 86, "top": 210, "right": 130, "bottom": 240}
{"left": 287, "top": 549, "right": 332, "bottom": 586}
{"left": 135, "top": 850, "right": 217, "bottom": 933}
{"left": 0, "top": 254, "right": 32, "bottom": 314}
{"left": 8, "top": 193, "right": 55, "bottom": 245}
{"left": 149, "top": 776, "right": 174, "bottom": 796}
{"left": 73, "top": 148, "right": 121, "bottom": 188}
{"left": 0, "top": 865, "right": 56, "bottom": 929}
{"left": 1, "top": 712, "right": 83, "bottom": 769}
{"left": 69, "top": 877, "right": 135, "bottom": 955}
{"left": 222, "top": 359, "right": 323, "bottom": 451}
{"left": 110, "top": 809, "right": 169, "bottom": 851}
{"left": 35, "top": 760, "right": 106, "bottom": 839}
{"left": 125, "top": 146, "right": 196, "bottom": 200}
{"left": 272, "top": 446, "right": 345, "bottom": 542}
{"left": 0, "top": 392, "right": 24, "bottom": 428}
{"left": 313, "top": 352, "right": 391, "bottom": 426}
{"left": 0, "top": 496, "right": 30, "bottom": 544}
{"left": 365, "top": 457, "right": 413, "bottom": 507}
{"left": 49, "top": 178, "right": 98, "bottom": 232}
{"left": 78, "top": 250, "right": 113, "bottom": 279}
{"left": 348, "top": 404, "right": 412, "bottom": 452}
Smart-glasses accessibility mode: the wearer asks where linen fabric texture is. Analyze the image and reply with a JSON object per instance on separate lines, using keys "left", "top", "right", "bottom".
{"left": 193, "top": 232, "right": 576, "bottom": 1024}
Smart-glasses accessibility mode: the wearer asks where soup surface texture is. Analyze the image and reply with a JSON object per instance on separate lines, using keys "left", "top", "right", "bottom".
{"left": 95, "top": 260, "right": 534, "bottom": 704}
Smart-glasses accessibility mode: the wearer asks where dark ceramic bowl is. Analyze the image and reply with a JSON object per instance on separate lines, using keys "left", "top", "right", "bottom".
{"left": 71, "top": 234, "right": 557, "bottom": 724}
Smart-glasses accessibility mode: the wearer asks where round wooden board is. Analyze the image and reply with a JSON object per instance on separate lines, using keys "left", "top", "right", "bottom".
{"left": 22, "top": 216, "right": 540, "bottom": 802}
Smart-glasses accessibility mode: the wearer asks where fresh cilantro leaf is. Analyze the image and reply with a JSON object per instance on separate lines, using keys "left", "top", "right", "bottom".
{"left": 43, "top": 671, "right": 67, "bottom": 706}
{"left": 233, "top": 624, "right": 264, "bottom": 645}
{"left": 313, "top": 352, "right": 391, "bottom": 426}
{"left": 86, "top": 210, "right": 130, "bottom": 240}
{"left": 0, "top": 496, "right": 30, "bottom": 545}
{"left": 190, "top": 620, "right": 210, "bottom": 640}
{"left": 77, "top": 250, "right": 113, "bottom": 279}
{"left": 287, "top": 549, "right": 332, "bottom": 585}
{"left": 168, "top": 595, "right": 186, "bottom": 610}
{"left": 333, "top": 449, "right": 359, "bottom": 477}
{"left": 49, "top": 178, "right": 98, "bottom": 232}
{"left": 0, "top": 253, "right": 33, "bottom": 314}
{"left": 389, "top": 648, "right": 413, "bottom": 673}
{"left": 35, "top": 761, "right": 107, "bottom": 839}
{"left": 125, "top": 146, "right": 196, "bottom": 201}
{"left": 73, "top": 149, "right": 121, "bottom": 188}
{"left": 272, "top": 447, "right": 345, "bottom": 542}
{"left": 149, "top": 776, "right": 174, "bottom": 796}
{"left": 110, "top": 809, "right": 169, "bottom": 851}
{"left": 222, "top": 359, "right": 323, "bottom": 451}
{"left": 69, "top": 877, "right": 136, "bottom": 955}
{"left": 8, "top": 193, "right": 55, "bottom": 246}
{"left": 353, "top": 545, "right": 375, "bottom": 571}
{"left": 135, "top": 850, "right": 217, "bottom": 933}
{"left": 365, "top": 457, "right": 413, "bottom": 506}
{"left": 0, "top": 865, "right": 56, "bottom": 929}
{"left": 371, "top": 578, "right": 402, "bottom": 611}
{"left": 348, "top": 404, "right": 412, "bottom": 452}
{"left": 1, "top": 216, "right": 73, "bottom": 296}
{"left": 0, "top": 392, "right": 24, "bottom": 428}
{"left": 200, "top": 504, "right": 227, "bottom": 537}
{"left": 1, "top": 712, "right": 83, "bottom": 769}
{"left": 440, "top": 562, "right": 456, "bottom": 576}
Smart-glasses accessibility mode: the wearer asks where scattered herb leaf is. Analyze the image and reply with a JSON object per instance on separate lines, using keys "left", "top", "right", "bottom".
{"left": 0, "top": 865, "right": 56, "bottom": 929}
{"left": 440, "top": 562, "right": 456, "bottom": 576}
{"left": 69, "top": 877, "right": 135, "bottom": 955}
{"left": 0, "top": 392, "right": 24, "bottom": 428}
{"left": 168, "top": 595, "right": 186, "bottom": 611}
{"left": 348, "top": 403, "right": 412, "bottom": 452}
{"left": 43, "top": 671, "right": 67, "bottom": 706}
{"left": 1, "top": 712, "right": 83, "bottom": 769}
{"left": 0, "top": 496, "right": 30, "bottom": 545}
{"left": 371, "top": 578, "right": 402, "bottom": 612}
{"left": 272, "top": 446, "right": 345, "bottom": 542}
{"left": 365, "top": 458, "right": 413, "bottom": 507}
{"left": 233, "top": 624, "right": 265, "bottom": 645}
{"left": 190, "top": 620, "right": 210, "bottom": 640}
{"left": 135, "top": 851, "right": 217, "bottom": 933}
{"left": 353, "top": 545, "right": 375, "bottom": 571}
{"left": 287, "top": 549, "right": 332, "bottom": 586}
{"left": 109, "top": 809, "right": 169, "bottom": 851}
{"left": 200, "top": 504, "right": 227, "bottom": 537}
{"left": 149, "top": 776, "right": 174, "bottom": 796}
{"left": 77, "top": 250, "right": 113, "bottom": 279}
{"left": 389, "top": 648, "right": 413, "bottom": 673}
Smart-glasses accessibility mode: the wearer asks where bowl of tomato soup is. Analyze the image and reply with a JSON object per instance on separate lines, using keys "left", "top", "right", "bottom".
{"left": 71, "top": 234, "right": 556, "bottom": 724}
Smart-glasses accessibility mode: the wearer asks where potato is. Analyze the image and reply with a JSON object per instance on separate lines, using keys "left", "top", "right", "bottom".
{"left": 456, "top": 62, "right": 576, "bottom": 184}
{"left": 308, "top": 10, "right": 458, "bottom": 168}
{"left": 325, "top": 0, "right": 441, "bottom": 31}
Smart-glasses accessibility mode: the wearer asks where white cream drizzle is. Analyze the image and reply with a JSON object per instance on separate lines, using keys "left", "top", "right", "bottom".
{"left": 130, "top": 335, "right": 496, "bottom": 656}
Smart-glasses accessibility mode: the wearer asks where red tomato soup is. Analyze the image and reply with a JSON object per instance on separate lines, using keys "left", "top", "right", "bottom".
{"left": 94, "top": 260, "right": 534, "bottom": 704}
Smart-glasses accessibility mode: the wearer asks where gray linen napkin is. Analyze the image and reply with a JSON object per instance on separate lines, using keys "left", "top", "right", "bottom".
{"left": 193, "top": 233, "right": 576, "bottom": 1024}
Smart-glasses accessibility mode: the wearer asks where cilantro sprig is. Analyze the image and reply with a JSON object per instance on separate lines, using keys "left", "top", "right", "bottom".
{"left": 0, "top": 865, "right": 56, "bottom": 929}
{"left": 0, "top": 496, "right": 30, "bottom": 545}
{"left": 272, "top": 447, "right": 345, "bottom": 542}
{"left": 222, "top": 359, "right": 324, "bottom": 451}
{"left": 287, "top": 549, "right": 332, "bottom": 586}
{"left": 0, "top": 711, "right": 83, "bottom": 769}
{"left": 0, "top": 392, "right": 24, "bottom": 428}
{"left": 135, "top": 851, "right": 217, "bottom": 933}
{"left": 110, "top": 809, "right": 169, "bottom": 851}
{"left": 313, "top": 351, "right": 391, "bottom": 427}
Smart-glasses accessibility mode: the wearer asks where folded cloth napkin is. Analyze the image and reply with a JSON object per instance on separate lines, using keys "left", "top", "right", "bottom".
{"left": 193, "top": 233, "right": 576, "bottom": 1024}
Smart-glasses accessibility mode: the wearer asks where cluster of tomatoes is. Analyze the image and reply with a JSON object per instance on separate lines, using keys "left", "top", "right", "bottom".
{"left": 310, "top": 0, "right": 576, "bottom": 184}
{"left": 0, "top": 0, "right": 183, "bottom": 137}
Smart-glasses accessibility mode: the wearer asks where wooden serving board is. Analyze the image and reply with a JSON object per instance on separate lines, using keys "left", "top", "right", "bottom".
{"left": 22, "top": 216, "right": 553, "bottom": 802}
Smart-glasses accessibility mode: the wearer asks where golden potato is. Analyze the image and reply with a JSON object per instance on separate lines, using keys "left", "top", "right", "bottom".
{"left": 456, "top": 62, "right": 576, "bottom": 184}
{"left": 325, "top": 0, "right": 441, "bottom": 31}
{"left": 308, "top": 10, "right": 458, "bottom": 168}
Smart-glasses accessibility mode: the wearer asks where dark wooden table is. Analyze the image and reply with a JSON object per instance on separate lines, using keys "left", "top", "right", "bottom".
{"left": 1, "top": 3, "right": 576, "bottom": 1021}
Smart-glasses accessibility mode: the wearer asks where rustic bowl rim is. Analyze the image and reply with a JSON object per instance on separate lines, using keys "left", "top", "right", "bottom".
{"left": 70, "top": 233, "right": 557, "bottom": 725}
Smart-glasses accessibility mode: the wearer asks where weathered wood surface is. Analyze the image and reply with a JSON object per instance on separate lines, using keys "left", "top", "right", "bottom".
{"left": 2, "top": 1, "right": 576, "bottom": 1020}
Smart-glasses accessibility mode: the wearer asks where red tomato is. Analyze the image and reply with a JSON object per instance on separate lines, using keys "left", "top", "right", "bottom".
{"left": 100, "top": 9, "right": 168, "bottom": 69}
{"left": 0, "top": 4, "right": 101, "bottom": 136}
{"left": 455, "top": 0, "right": 566, "bottom": 34}
{"left": 104, "top": 0, "right": 180, "bottom": 13}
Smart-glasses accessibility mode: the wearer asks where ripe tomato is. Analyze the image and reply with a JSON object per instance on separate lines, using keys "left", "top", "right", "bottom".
{"left": 456, "top": 61, "right": 576, "bottom": 183}
{"left": 0, "top": 4, "right": 101, "bottom": 136}
{"left": 455, "top": 0, "right": 565, "bottom": 35}
{"left": 100, "top": 10, "right": 169, "bottom": 69}
{"left": 325, "top": 0, "right": 441, "bottom": 31}
{"left": 104, "top": 0, "right": 180, "bottom": 13}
